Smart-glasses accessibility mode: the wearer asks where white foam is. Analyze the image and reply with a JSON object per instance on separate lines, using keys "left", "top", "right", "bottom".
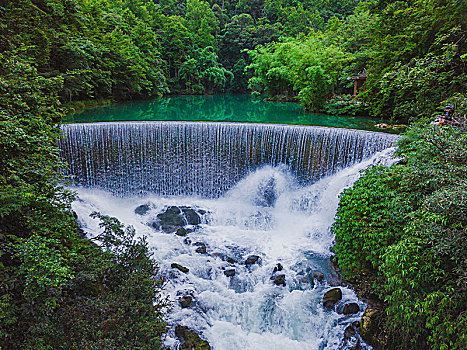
{"left": 71, "top": 148, "right": 396, "bottom": 349}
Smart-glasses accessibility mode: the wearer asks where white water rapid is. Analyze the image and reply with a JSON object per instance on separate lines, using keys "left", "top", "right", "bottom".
{"left": 71, "top": 146, "right": 397, "bottom": 350}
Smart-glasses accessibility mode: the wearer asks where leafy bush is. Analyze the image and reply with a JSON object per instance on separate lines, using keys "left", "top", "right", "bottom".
{"left": 333, "top": 111, "right": 467, "bottom": 349}
{"left": 0, "top": 52, "right": 167, "bottom": 350}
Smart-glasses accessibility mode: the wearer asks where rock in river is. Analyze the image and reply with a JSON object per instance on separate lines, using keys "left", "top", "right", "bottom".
{"left": 323, "top": 287, "right": 343, "bottom": 309}
{"left": 245, "top": 255, "right": 261, "bottom": 265}
{"left": 135, "top": 204, "right": 151, "bottom": 215}
{"left": 179, "top": 295, "right": 193, "bottom": 308}
{"left": 175, "top": 325, "right": 211, "bottom": 350}
{"left": 224, "top": 269, "right": 236, "bottom": 277}
{"left": 171, "top": 263, "right": 189, "bottom": 274}
{"left": 272, "top": 274, "right": 286, "bottom": 287}
{"left": 342, "top": 302, "right": 360, "bottom": 315}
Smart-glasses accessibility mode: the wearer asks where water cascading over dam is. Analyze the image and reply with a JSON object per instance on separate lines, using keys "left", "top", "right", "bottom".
{"left": 59, "top": 121, "right": 399, "bottom": 197}
{"left": 62, "top": 121, "right": 400, "bottom": 349}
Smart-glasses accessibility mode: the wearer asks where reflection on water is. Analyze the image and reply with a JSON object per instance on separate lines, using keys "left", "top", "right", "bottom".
{"left": 66, "top": 94, "right": 386, "bottom": 131}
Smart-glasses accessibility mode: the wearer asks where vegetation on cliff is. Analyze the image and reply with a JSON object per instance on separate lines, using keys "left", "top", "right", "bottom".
{"left": 0, "top": 50, "right": 167, "bottom": 349}
{"left": 332, "top": 99, "right": 467, "bottom": 349}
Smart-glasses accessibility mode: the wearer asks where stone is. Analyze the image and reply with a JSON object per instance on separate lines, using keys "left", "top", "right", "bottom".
{"left": 194, "top": 242, "right": 207, "bottom": 254}
{"left": 175, "top": 325, "right": 211, "bottom": 350}
{"left": 175, "top": 227, "right": 188, "bottom": 236}
{"left": 135, "top": 204, "right": 151, "bottom": 215}
{"left": 182, "top": 208, "right": 201, "bottom": 225}
{"left": 171, "top": 263, "right": 189, "bottom": 274}
{"left": 157, "top": 206, "right": 185, "bottom": 228}
{"left": 312, "top": 272, "right": 324, "bottom": 282}
{"left": 179, "top": 295, "right": 193, "bottom": 308}
{"left": 272, "top": 274, "right": 286, "bottom": 286}
{"left": 342, "top": 302, "right": 360, "bottom": 315}
{"left": 226, "top": 257, "right": 236, "bottom": 264}
{"left": 273, "top": 263, "right": 283, "bottom": 273}
{"left": 360, "top": 307, "right": 381, "bottom": 341}
{"left": 224, "top": 269, "right": 235, "bottom": 277}
{"left": 344, "top": 324, "right": 357, "bottom": 339}
{"left": 196, "top": 246, "right": 207, "bottom": 254}
{"left": 245, "top": 255, "right": 261, "bottom": 265}
{"left": 323, "top": 287, "right": 343, "bottom": 309}
{"left": 183, "top": 237, "right": 192, "bottom": 245}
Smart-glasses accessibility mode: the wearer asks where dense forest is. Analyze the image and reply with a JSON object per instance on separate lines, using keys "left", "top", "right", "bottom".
{"left": 1, "top": 0, "right": 466, "bottom": 349}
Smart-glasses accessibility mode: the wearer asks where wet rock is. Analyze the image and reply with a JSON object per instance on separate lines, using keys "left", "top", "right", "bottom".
{"left": 272, "top": 274, "right": 286, "bottom": 287}
{"left": 198, "top": 209, "right": 207, "bottom": 215}
{"left": 175, "top": 325, "right": 211, "bottom": 350}
{"left": 245, "top": 255, "right": 261, "bottom": 265}
{"left": 179, "top": 295, "right": 193, "bottom": 308}
{"left": 181, "top": 208, "right": 201, "bottom": 225}
{"left": 175, "top": 227, "right": 188, "bottom": 236}
{"left": 344, "top": 324, "right": 357, "bottom": 339}
{"left": 196, "top": 246, "right": 207, "bottom": 254}
{"left": 194, "top": 242, "right": 207, "bottom": 254}
{"left": 224, "top": 269, "right": 235, "bottom": 277}
{"left": 183, "top": 237, "right": 192, "bottom": 245}
{"left": 171, "top": 263, "right": 189, "bottom": 274}
{"left": 212, "top": 253, "right": 237, "bottom": 264}
{"left": 312, "top": 272, "right": 324, "bottom": 282}
{"left": 343, "top": 302, "right": 360, "bottom": 315}
{"left": 156, "top": 206, "right": 185, "bottom": 229}
{"left": 323, "top": 287, "right": 343, "bottom": 309}
{"left": 273, "top": 263, "right": 283, "bottom": 273}
{"left": 135, "top": 204, "right": 151, "bottom": 215}
{"left": 360, "top": 307, "right": 381, "bottom": 343}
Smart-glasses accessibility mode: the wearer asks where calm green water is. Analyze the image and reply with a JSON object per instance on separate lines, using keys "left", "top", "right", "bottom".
{"left": 66, "top": 94, "right": 385, "bottom": 131}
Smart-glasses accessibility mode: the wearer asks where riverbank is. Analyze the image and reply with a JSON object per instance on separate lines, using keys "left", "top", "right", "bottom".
{"left": 331, "top": 118, "right": 467, "bottom": 349}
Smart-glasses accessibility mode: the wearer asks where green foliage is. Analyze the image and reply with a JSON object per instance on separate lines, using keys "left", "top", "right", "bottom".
{"left": 179, "top": 47, "right": 233, "bottom": 94}
{"left": 332, "top": 110, "right": 467, "bottom": 349}
{"left": 247, "top": 33, "right": 351, "bottom": 111}
{"left": 0, "top": 40, "right": 166, "bottom": 350}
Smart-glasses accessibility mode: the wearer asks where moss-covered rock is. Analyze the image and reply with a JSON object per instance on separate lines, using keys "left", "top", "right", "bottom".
{"left": 323, "top": 287, "right": 342, "bottom": 309}
{"left": 175, "top": 325, "right": 211, "bottom": 350}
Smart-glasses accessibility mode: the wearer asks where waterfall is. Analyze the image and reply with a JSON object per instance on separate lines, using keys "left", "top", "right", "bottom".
{"left": 60, "top": 122, "right": 399, "bottom": 197}
{"left": 63, "top": 121, "right": 400, "bottom": 349}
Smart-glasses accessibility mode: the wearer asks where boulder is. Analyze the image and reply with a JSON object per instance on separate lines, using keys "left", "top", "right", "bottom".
{"left": 245, "top": 255, "right": 261, "bottom": 265}
{"left": 272, "top": 274, "right": 286, "bottom": 287}
{"left": 135, "top": 204, "right": 151, "bottom": 215}
{"left": 184, "top": 237, "right": 192, "bottom": 245}
{"left": 342, "top": 302, "right": 360, "bottom": 315}
{"left": 344, "top": 324, "right": 357, "bottom": 339}
{"left": 360, "top": 307, "right": 381, "bottom": 342}
{"left": 181, "top": 208, "right": 201, "bottom": 225}
{"left": 175, "top": 326, "right": 211, "bottom": 350}
{"left": 273, "top": 263, "right": 283, "bottom": 273}
{"left": 224, "top": 269, "right": 235, "bottom": 277}
{"left": 194, "top": 242, "right": 207, "bottom": 254}
{"left": 171, "top": 263, "right": 189, "bottom": 274}
{"left": 175, "top": 227, "right": 188, "bottom": 237}
{"left": 323, "top": 287, "right": 343, "bottom": 309}
{"left": 179, "top": 295, "right": 193, "bottom": 308}
{"left": 157, "top": 206, "right": 185, "bottom": 228}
